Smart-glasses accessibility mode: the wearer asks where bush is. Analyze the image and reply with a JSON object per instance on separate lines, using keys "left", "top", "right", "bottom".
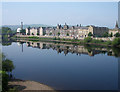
{"left": 106, "top": 41, "right": 112, "bottom": 45}
{"left": 67, "top": 33, "right": 69, "bottom": 36}
{"left": 27, "top": 33, "right": 30, "bottom": 35}
{"left": 57, "top": 32, "right": 60, "bottom": 36}
{"left": 114, "top": 32, "right": 120, "bottom": 37}
{"left": 112, "top": 38, "right": 120, "bottom": 46}
{"left": 103, "top": 32, "right": 109, "bottom": 37}
{"left": 37, "top": 33, "right": 39, "bottom": 35}
{"left": 88, "top": 32, "right": 93, "bottom": 36}
{"left": 2, "top": 71, "right": 9, "bottom": 92}
{"left": 53, "top": 37, "right": 56, "bottom": 40}
{"left": 84, "top": 37, "right": 92, "bottom": 43}
{"left": 2, "top": 59, "right": 15, "bottom": 72}
{"left": 109, "top": 32, "right": 113, "bottom": 37}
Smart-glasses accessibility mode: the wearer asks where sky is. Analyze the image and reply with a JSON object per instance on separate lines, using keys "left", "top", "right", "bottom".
{"left": 2, "top": 2, "right": 118, "bottom": 28}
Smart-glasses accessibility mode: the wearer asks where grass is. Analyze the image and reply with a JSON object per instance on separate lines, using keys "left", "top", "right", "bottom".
{"left": 15, "top": 36, "right": 120, "bottom": 47}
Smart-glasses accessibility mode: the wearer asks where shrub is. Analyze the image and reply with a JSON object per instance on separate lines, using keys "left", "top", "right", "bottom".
{"left": 57, "top": 32, "right": 60, "bottom": 36}
{"left": 106, "top": 41, "right": 112, "bottom": 45}
{"left": 2, "top": 71, "right": 9, "bottom": 92}
{"left": 37, "top": 33, "right": 39, "bottom": 35}
{"left": 49, "top": 33, "right": 52, "bottom": 35}
{"left": 109, "top": 32, "right": 113, "bottom": 37}
{"left": 2, "top": 59, "right": 15, "bottom": 72}
{"left": 27, "top": 33, "right": 30, "bottom": 35}
{"left": 32, "top": 33, "right": 34, "bottom": 35}
{"left": 84, "top": 37, "right": 92, "bottom": 43}
{"left": 114, "top": 32, "right": 120, "bottom": 37}
{"left": 67, "top": 33, "right": 69, "bottom": 36}
{"left": 88, "top": 32, "right": 93, "bottom": 36}
{"left": 53, "top": 37, "right": 56, "bottom": 40}
{"left": 112, "top": 38, "right": 120, "bottom": 46}
{"left": 103, "top": 32, "right": 109, "bottom": 37}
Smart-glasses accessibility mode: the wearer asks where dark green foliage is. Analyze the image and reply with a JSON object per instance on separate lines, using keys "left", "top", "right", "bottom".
{"left": 32, "top": 33, "right": 34, "bottom": 35}
{"left": 91, "top": 39, "right": 103, "bottom": 43}
{"left": 109, "top": 32, "right": 113, "bottom": 37}
{"left": 84, "top": 37, "right": 92, "bottom": 43}
{"left": 112, "top": 38, "right": 120, "bottom": 46}
{"left": 2, "top": 71, "right": 9, "bottom": 92}
{"left": 28, "top": 36, "right": 39, "bottom": 39}
{"left": 103, "top": 32, "right": 109, "bottom": 37}
{"left": 27, "top": 33, "right": 30, "bottom": 35}
{"left": 1, "top": 53, "right": 15, "bottom": 91}
{"left": 49, "top": 33, "right": 52, "bottom": 35}
{"left": 57, "top": 32, "right": 60, "bottom": 36}
{"left": 20, "top": 29, "right": 26, "bottom": 33}
{"left": 114, "top": 32, "right": 120, "bottom": 37}
{"left": 1, "top": 27, "right": 12, "bottom": 35}
{"left": 37, "top": 33, "right": 39, "bottom": 35}
{"left": 2, "top": 59, "right": 15, "bottom": 72}
{"left": 53, "top": 37, "right": 56, "bottom": 40}
{"left": 67, "top": 33, "right": 69, "bottom": 36}
{"left": 106, "top": 41, "right": 112, "bottom": 45}
{"left": 88, "top": 32, "right": 93, "bottom": 36}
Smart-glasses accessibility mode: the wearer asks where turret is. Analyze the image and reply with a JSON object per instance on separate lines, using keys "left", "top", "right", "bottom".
{"left": 115, "top": 21, "right": 119, "bottom": 29}
{"left": 21, "top": 22, "right": 23, "bottom": 30}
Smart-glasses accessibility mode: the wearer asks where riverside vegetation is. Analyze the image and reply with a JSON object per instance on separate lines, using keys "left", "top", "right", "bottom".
{"left": 1, "top": 53, "right": 15, "bottom": 92}
{"left": 16, "top": 36, "right": 120, "bottom": 47}
{"left": 1, "top": 27, "right": 120, "bottom": 47}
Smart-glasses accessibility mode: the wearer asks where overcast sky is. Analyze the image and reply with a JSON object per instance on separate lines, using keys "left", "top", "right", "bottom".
{"left": 2, "top": 2, "right": 118, "bottom": 28}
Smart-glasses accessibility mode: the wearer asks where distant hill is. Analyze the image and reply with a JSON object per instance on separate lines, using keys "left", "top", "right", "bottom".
{"left": 2, "top": 24, "right": 54, "bottom": 31}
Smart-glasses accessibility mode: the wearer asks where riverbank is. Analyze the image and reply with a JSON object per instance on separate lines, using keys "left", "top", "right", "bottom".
{"left": 8, "top": 79, "right": 55, "bottom": 91}
{"left": 13, "top": 36, "right": 120, "bottom": 47}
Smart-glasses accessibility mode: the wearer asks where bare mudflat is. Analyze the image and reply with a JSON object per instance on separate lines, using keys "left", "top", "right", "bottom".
{"left": 9, "top": 79, "right": 55, "bottom": 91}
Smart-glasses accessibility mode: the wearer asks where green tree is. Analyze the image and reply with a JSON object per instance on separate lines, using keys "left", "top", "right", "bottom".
{"left": 49, "top": 33, "right": 52, "bottom": 35}
{"left": 112, "top": 38, "right": 120, "bottom": 46}
{"left": 32, "top": 33, "right": 34, "bottom": 35}
{"left": 2, "top": 59, "right": 15, "bottom": 73}
{"left": 2, "top": 71, "right": 9, "bottom": 92}
{"left": 109, "top": 32, "right": 113, "bottom": 37}
{"left": 88, "top": 32, "right": 93, "bottom": 36}
{"left": 1, "top": 27, "right": 12, "bottom": 35}
{"left": 114, "top": 32, "right": 120, "bottom": 37}
{"left": 103, "top": 32, "right": 109, "bottom": 37}
{"left": 67, "top": 33, "right": 69, "bottom": 36}
{"left": 84, "top": 37, "right": 92, "bottom": 43}
{"left": 20, "top": 29, "right": 26, "bottom": 33}
{"left": 27, "top": 33, "right": 30, "bottom": 35}
{"left": 57, "top": 32, "right": 60, "bottom": 36}
{"left": 37, "top": 33, "right": 39, "bottom": 35}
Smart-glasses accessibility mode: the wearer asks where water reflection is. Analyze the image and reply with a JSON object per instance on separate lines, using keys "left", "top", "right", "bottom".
{"left": 2, "top": 39, "right": 120, "bottom": 90}
{"left": 16, "top": 40, "right": 120, "bottom": 57}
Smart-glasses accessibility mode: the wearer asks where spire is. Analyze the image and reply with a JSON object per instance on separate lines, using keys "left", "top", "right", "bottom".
{"left": 115, "top": 21, "right": 119, "bottom": 29}
{"left": 65, "top": 22, "right": 67, "bottom": 25}
{"left": 21, "top": 22, "right": 23, "bottom": 30}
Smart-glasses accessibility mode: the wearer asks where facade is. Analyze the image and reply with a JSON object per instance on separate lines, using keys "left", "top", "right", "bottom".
{"left": 109, "top": 21, "right": 120, "bottom": 36}
{"left": 26, "top": 27, "right": 46, "bottom": 36}
{"left": 25, "top": 23, "right": 109, "bottom": 39}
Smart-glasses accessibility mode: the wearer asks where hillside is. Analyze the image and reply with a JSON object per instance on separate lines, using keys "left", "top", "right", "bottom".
{"left": 2, "top": 24, "right": 54, "bottom": 31}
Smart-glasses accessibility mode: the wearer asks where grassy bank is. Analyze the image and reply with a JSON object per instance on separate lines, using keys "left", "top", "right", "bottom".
{"left": 14, "top": 36, "right": 120, "bottom": 47}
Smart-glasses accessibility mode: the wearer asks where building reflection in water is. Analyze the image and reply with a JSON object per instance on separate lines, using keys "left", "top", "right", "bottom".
{"left": 16, "top": 40, "right": 120, "bottom": 90}
{"left": 22, "top": 41, "right": 118, "bottom": 57}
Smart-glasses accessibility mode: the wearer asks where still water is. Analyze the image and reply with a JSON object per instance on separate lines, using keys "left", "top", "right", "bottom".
{"left": 2, "top": 40, "right": 120, "bottom": 90}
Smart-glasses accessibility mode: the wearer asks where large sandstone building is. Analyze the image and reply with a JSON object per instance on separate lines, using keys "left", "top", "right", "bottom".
{"left": 25, "top": 23, "right": 110, "bottom": 39}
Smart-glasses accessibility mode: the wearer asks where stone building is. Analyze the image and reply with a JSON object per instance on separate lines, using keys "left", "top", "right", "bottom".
{"left": 25, "top": 23, "right": 110, "bottom": 39}
{"left": 109, "top": 21, "right": 120, "bottom": 36}
{"left": 26, "top": 27, "right": 46, "bottom": 36}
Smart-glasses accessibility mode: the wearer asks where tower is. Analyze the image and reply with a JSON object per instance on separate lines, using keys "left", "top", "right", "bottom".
{"left": 21, "top": 22, "right": 23, "bottom": 30}
{"left": 115, "top": 21, "right": 119, "bottom": 29}
{"left": 118, "top": 1, "right": 120, "bottom": 29}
